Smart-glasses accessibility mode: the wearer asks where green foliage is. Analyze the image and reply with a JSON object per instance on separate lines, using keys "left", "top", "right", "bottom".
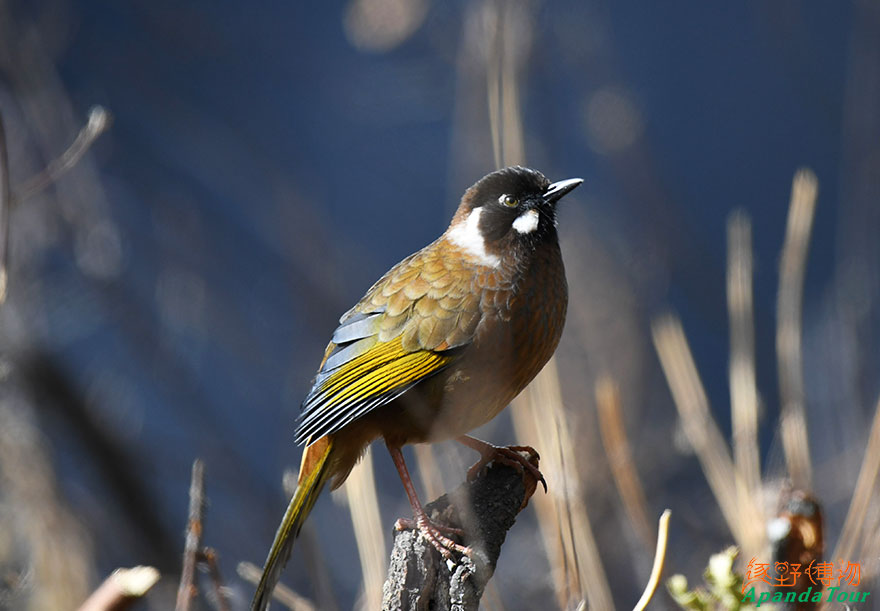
{"left": 667, "top": 547, "right": 769, "bottom": 611}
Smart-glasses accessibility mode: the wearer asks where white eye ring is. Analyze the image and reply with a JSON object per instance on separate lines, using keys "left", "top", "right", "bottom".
{"left": 499, "top": 194, "right": 518, "bottom": 207}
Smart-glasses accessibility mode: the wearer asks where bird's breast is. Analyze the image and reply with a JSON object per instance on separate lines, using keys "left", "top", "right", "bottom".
{"left": 420, "top": 241, "right": 568, "bottom": 440}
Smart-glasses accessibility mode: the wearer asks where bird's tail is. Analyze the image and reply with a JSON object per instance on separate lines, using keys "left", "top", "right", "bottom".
{"left": 251, "top": 436, "right": 335, "bottom": 611}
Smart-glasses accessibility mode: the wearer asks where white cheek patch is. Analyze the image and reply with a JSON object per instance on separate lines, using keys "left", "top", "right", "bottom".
{"left": 512, "top": 209, "right": 540, "bottom": 234}
{"left": 446, "top": 207, "right": 501, "bottom": 267}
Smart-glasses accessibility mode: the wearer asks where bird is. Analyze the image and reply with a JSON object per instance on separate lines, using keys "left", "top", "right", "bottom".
{"left": 251, "top": 165, "right": 582, "bottom": 610}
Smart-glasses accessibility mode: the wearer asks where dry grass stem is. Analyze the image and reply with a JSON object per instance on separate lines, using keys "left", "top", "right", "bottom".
{"left": 414, "top": 444, "right": 445, "bottom": 501}
{"left": 595, "top": 375, "right": 654, "bottom": 548}
{"left": 652, "top": 315, "right": 763, "bottom": 551}
{"left": 341, "top": 446, "right": 386, "bottom": 611}
{"left": 297, "top": 526, "right": 341, "bottom": 611}
{"left": 0, "top": 114, "right": 9, "bottom": 303}
{"left": 512, "top": 358, "right": 614, "bottom": 611}
{"left": 76, "top": 566, "right": 160, "bottom": 611}
{"left": 478, "top": 581, "right": 507, "bottom": 611}
{"left": 237, "top": 562, "right": 317, "bottom": 611}
{"left": 198, "top": 548, "right": 231, "bottom": 611}
{"left": 176, "top": 459, "right": 205, "bottom": 611}
{"left": 14, "top": 106, "right": 111, "bottom": 205}
{"left": 857, "top": 508, "right": 880, "bottom": 581}
{"left": 486, "top": 5, "right": 503, "bottom": 171}
{"left": 0, "top": 104, "right": 110, "bottom": 305}
{"left": 633, "top": 509, "right": 672, "bottom": 611}
{"left": 486, "top": 0, "right": 527, "bottom": 170}
{"left": 831, "top": 392, "right": 880, "bottom": 563}
{"left": 727, "top": 211, "right": 762, "bottom": 509}
{"left": 499, "top": 3, "right": 525, "bottom": 167}
{"left": 776, "top": 169, "right": 818, "bottom": 489}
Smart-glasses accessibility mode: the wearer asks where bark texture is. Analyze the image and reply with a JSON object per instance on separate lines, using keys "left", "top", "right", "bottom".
{"left": 382, "top": 454, "right": 540, "bottom": 611}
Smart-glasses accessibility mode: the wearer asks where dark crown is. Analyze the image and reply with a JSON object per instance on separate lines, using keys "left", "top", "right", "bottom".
{"left": 461, "top": 166, "right": 551, "bottom": 210}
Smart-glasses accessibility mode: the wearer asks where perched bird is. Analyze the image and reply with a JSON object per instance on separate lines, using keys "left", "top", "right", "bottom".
{"left": 252, "top": 166, "right": 582, "bottom": 610}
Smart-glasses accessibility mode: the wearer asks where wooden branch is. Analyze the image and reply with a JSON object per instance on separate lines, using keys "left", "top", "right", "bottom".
{"left": 633, "top": 510, "right": 671, "bottom": 611}
{"left": 237, "top": 561, "right": 318, "bottom": 611}
{"left": 76, "top": 566, "right": 160, "bottom": 611}
{"left": 382, "top": 454, "right": 540, "bottom": 611}
{"left": 14, "top": 106, "right": 111, "bottom": 205}
{"left": 198, "top": 548, "right": 232, "bottom": 611}
{"left": 776, "top": 169, "right": 818, "bottom": 490}
{"left": 0, "top": 113, "right": 10, "bottom": 303}
{"left": 176, "top": 459, "right": 206, "bottom": 611}
{"left": 0, "top": 105, "right": 110, "bottom": 306}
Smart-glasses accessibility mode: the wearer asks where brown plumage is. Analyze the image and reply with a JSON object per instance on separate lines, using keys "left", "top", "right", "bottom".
{"left": 252, "top": 166, "right": 582, "bottom": 611}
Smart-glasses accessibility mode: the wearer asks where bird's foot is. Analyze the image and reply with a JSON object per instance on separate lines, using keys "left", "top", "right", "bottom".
{"left": 394, "top": 514, "right": 472, "bottom": 560}
{"left": 459, "top": 437, "right": 547, "bottom": 493}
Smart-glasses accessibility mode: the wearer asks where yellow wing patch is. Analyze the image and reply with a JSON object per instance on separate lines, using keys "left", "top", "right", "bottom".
{"left": 295, "top": 242, "right": 492, "bottom": 444}
{"left": 295, "top": 335, "right": 455, "bottom": 443}
{"left": 320, "top": 337, "right": 450, "bottom": 405}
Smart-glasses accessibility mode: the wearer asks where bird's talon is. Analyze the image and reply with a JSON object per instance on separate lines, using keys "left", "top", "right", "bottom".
{"left": 466, "top": 460, "right": 486, "bottom": 483}
{"left": 437, "top": 523, "right": 465, "bottom": 537}
{"left": 505, "top": 445, "right": 541, "bottom": 461}
{"left": 395, "top": 516, "right": 463, "bottom": 538}
{"left": 395, "top": 514, "right": 471, "bottom": 559}
{"left": 463, "top": 440, "right": 547, "bottom": 492}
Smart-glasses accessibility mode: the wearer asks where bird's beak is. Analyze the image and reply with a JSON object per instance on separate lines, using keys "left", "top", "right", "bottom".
{"left": 543, "top": 178, "right": 583, "bottom": 204}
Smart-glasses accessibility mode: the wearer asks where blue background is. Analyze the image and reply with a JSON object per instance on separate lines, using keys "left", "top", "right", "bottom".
{"left": 2, "top": 1, "right": 877, "bottom": 608}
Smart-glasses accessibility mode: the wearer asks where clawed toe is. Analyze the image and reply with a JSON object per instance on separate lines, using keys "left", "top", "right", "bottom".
{"left": 395, "top": 515, "right": 472, "bottom": 559}
{"left": 460, "top": 438, "right": 547, "bottom": 493}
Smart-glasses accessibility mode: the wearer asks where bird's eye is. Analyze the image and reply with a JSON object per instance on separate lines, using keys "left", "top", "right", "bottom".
{"left": 500, "top": 195, "right": 518, "bottom": 207}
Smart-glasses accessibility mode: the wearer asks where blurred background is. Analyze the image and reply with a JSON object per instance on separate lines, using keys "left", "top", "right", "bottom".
{"left": 0, "top": 0, "right": 878, "bottom": 609}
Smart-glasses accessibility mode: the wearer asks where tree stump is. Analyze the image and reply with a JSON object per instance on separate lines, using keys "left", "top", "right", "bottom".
{"left": 382, "top": 452, "right": 540, "bottom": 611}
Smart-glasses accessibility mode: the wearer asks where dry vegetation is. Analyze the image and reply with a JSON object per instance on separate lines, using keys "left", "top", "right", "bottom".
{"left": 0, "top": 1, "right": 878, "bottom": 610}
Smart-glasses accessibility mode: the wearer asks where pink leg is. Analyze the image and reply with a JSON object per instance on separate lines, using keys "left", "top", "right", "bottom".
{"left": 387, "top": 444, "right": 472, "bottom": 559}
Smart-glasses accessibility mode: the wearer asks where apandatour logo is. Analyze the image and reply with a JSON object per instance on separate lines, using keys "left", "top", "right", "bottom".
{"left": 741, "top": 585, "right": 872, "bottom": 607}
{"left": 741, "top": 558, "right": 870, "bottom": 607}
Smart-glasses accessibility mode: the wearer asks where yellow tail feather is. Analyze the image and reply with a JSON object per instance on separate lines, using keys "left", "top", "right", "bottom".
{"left": 251, "top": 437, "right": 335, "bottom": 611}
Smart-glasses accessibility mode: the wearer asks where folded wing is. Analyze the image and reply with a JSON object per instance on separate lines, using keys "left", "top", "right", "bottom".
{"left": 295, "top": 248, "right": 482, "bottom": 444}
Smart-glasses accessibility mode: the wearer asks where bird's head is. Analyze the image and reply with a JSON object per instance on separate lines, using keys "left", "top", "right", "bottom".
{"left": 446, "top": 166, "right": 582, "bottom": 267}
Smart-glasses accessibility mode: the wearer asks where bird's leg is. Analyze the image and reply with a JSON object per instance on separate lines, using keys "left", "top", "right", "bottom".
{"left": 386, "top": 444, "right": 472, "bottom": 560}
{"left": 456, "top": 435, "right": 547, "bottom": 493}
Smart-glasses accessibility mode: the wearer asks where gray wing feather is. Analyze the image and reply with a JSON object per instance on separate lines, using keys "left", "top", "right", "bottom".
{"left": 331, "top": 310, "right": 383, "bottom": 344}
{"left": 322, "top": 336, "right": 377, "bottom": 373}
